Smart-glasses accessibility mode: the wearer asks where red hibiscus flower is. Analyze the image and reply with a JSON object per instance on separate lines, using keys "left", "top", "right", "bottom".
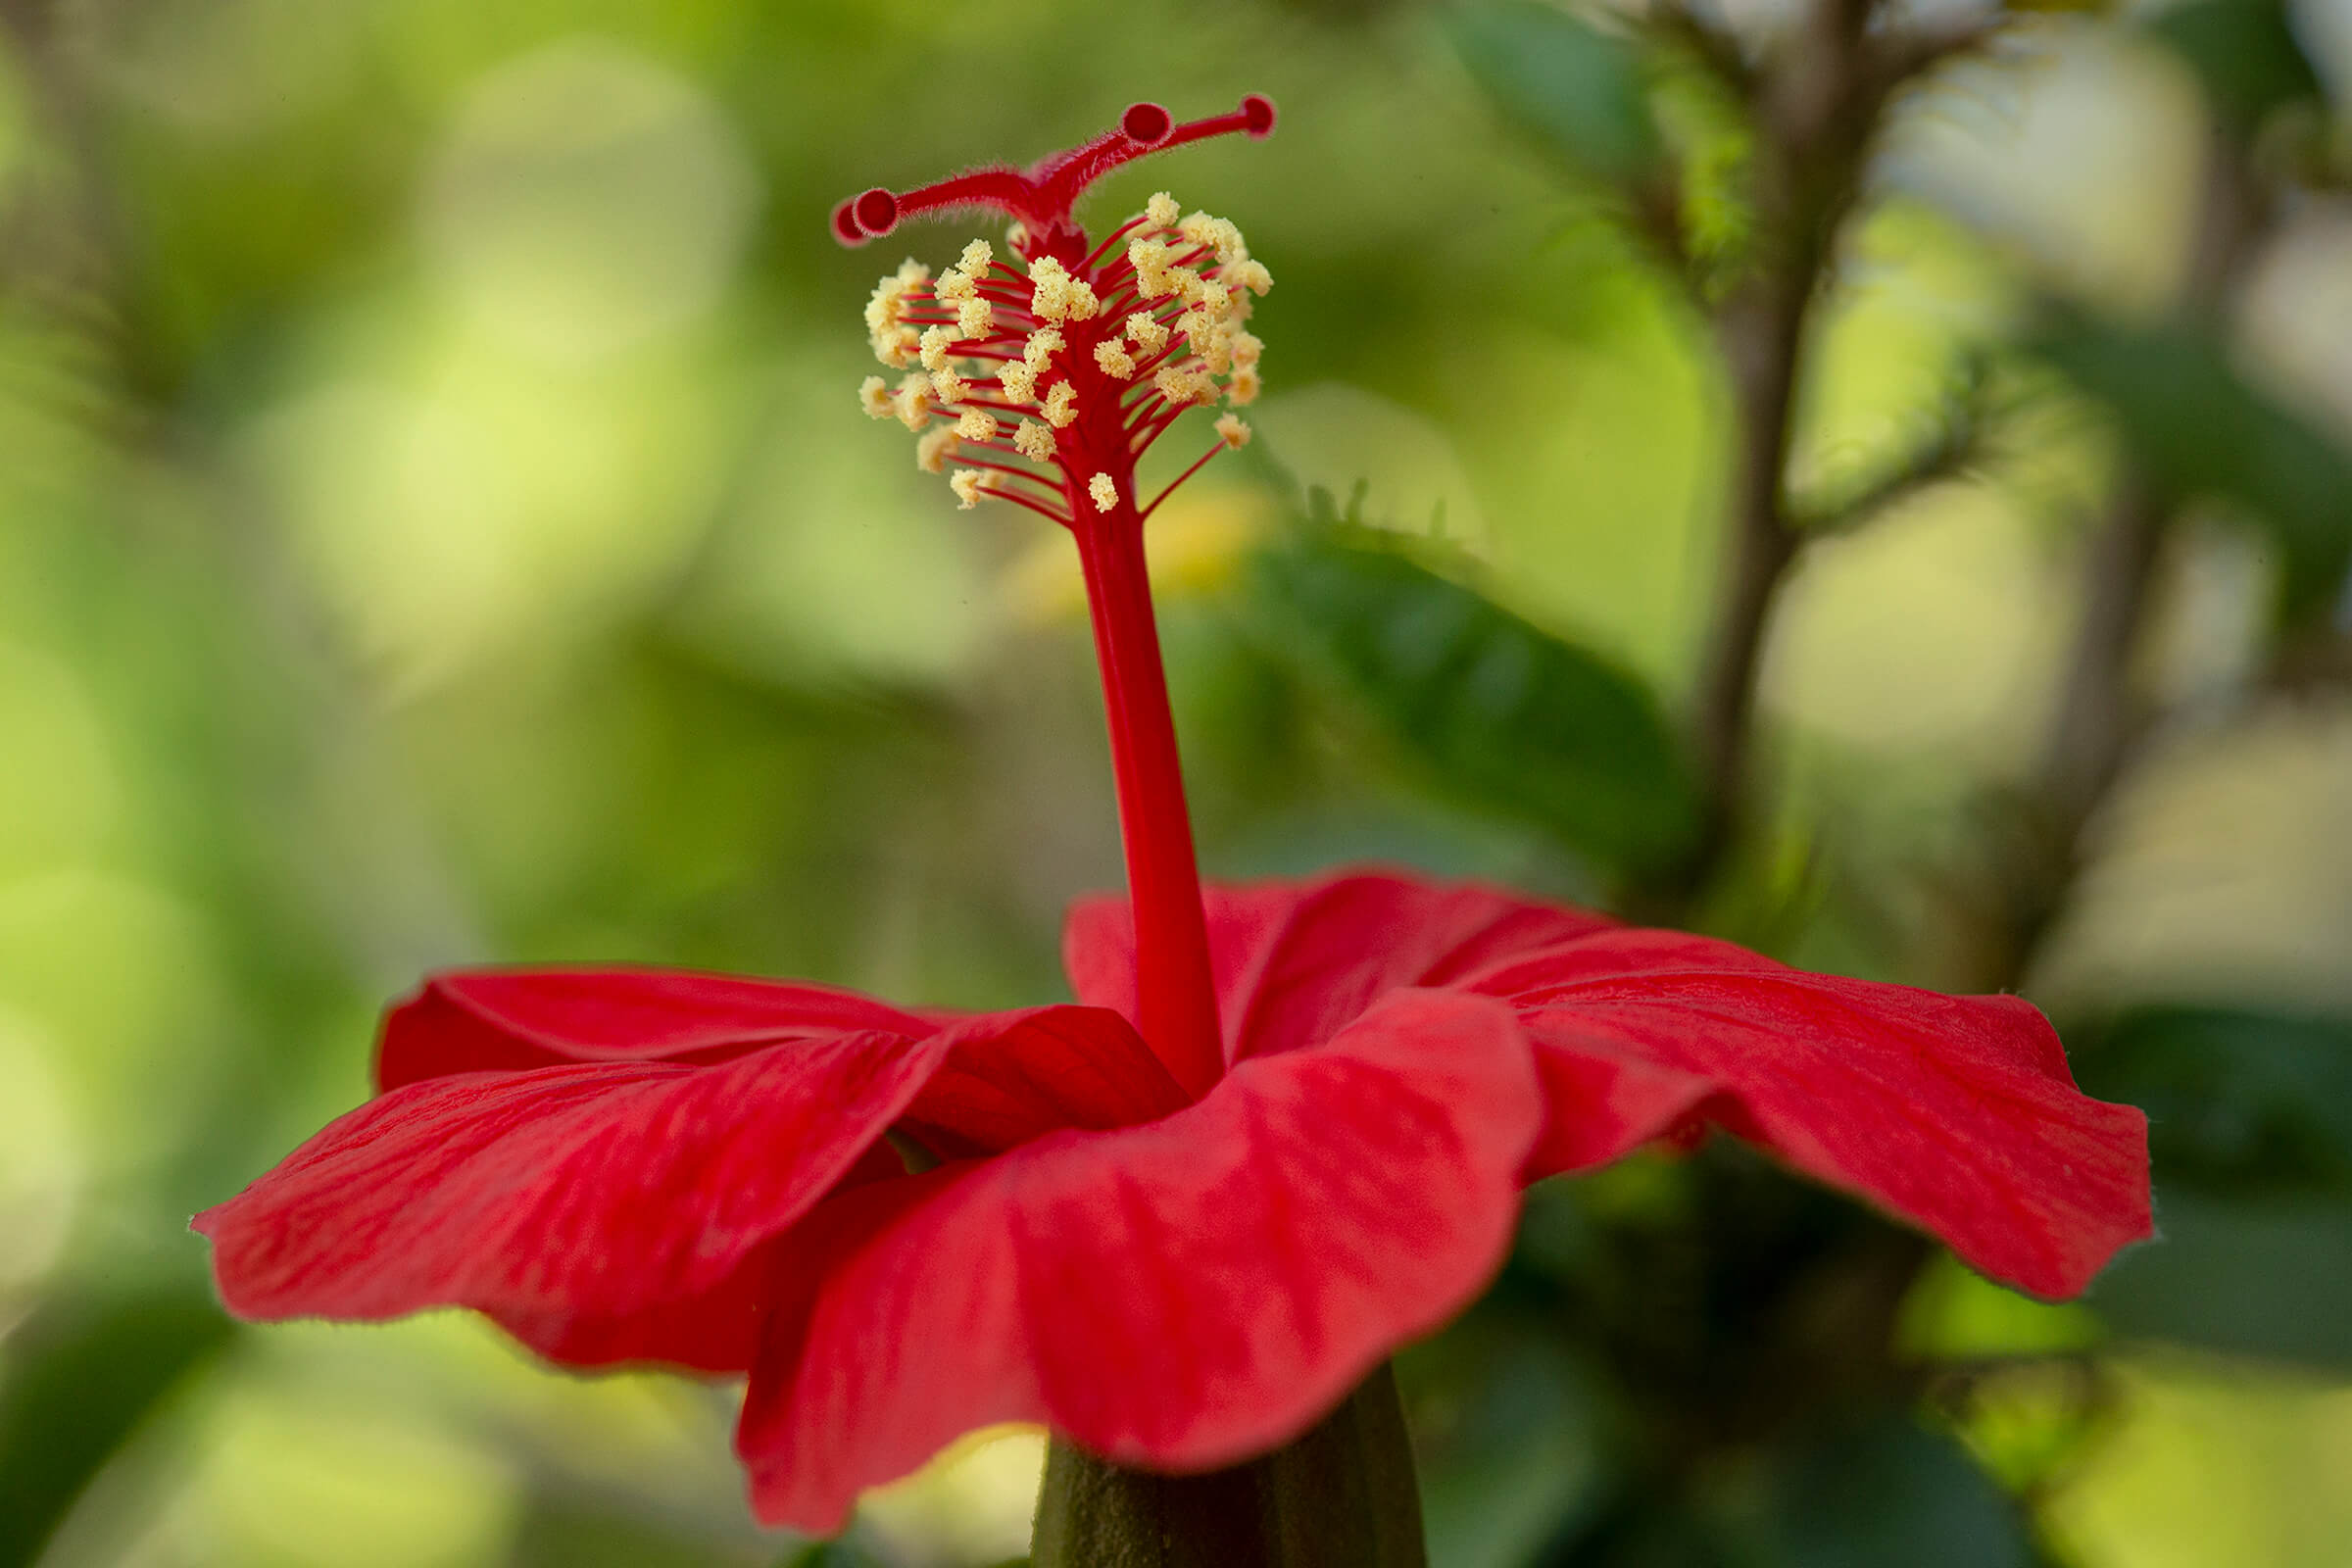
{"left": 194, "top": 98, "right": 2152, "bottom": 1542}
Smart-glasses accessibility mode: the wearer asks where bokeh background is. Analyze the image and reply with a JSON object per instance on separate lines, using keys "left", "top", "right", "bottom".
{"left": 2, "top": 0, "right": 2349, "bottom": 1564}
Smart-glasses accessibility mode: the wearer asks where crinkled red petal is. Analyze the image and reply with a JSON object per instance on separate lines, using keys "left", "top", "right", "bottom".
{"left": 486, "top": 1144, "right": 909, "bottom": 1372}
{"left": 376, "top": 965, "right": 939, "bottom": 1090}
{"left": 1072, "top": 868, "right": 2150, "bottom": 1299}
{"left": 1063, "top": 866, "right": 1613, "bottom": 1066}
{"left": 902, "top": 1005, "right": 1191, "bottom": 1156}
{"left": 735, "top": 988, "right": 1541, "bottom": 1534}
{"left": 198, "top": 1029, "right": 948, "bottom": 1369}
{"left": 201, "top": 995, "right": 1187, "bottom": 1372}
{"left": 1464, "top": 927, "right": 2154, "bottom": 1299}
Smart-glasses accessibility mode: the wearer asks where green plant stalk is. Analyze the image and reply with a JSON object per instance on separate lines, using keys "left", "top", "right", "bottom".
{"left": 1030, "top": 1363, "right": 1426, "bottom": 1568}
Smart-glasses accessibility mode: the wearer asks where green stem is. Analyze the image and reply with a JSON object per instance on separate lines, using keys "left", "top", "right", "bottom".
{"left": 1030, "top": 1363, "right": 1427, "bottom": 1568}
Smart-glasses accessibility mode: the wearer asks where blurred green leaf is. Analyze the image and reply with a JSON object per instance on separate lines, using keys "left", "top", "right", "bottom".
{"left": 2070, "top": 1006, "right": 2352, "bottom": 1198}
{"left": 0, "top": 1278, "right": 233, "bottom": 1567}
{"left": 513, "top": 1504, "right": 769, "bottom": 1567}
{"left": 1252, "top": 532, "right": 1702, "bottom": 873}
{"left": 2034, "top": 313, "right": 2352, "bottom": 625}
{"left": 1402, "top": 1322, "right": 1606, "bottom": 1568}
{"left": 1448, "top": 2, "right": 1663, "bottom": 181}
{"left": 2145, "top": 0, "right": 2323, "bottom": 133}
{"left": 776, "top": 1543, "right": 893, "bottom": 1567}
{"left": 2089, "top": 1189, "right": 2352, "bottom": 1370}
{"left": 1770, "top": 1417, "right": 2041, "bottom": 1568}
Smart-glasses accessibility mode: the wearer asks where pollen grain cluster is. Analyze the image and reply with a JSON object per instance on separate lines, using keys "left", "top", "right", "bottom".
{"left": 857, "top": 194, "right": 1266, "bottom": 524}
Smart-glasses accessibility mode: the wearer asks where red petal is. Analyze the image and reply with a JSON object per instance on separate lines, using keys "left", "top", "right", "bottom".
{"left": 1468, "top": 928, "right": 2153, "bottom": 1299}
{"left": 376, "top": 966, "right": 938, "bottom": 1090}
{"left": 196, "top": 1029, "right": 946, "bottom": 1369}
{"left": 902, "top": 1005, "right": 1191, "bottom": 1156}
{"left": 736, "top": 989, "right": 1540, "bottom": 1533}
{"left": 1064, "top": 867, "right": 1613, "bottom": 1065}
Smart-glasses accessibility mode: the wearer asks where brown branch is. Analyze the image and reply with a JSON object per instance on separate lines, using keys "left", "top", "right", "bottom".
{"left": 1975, "top": 126, "right": 2269, "bottom": 992}
{"left": 1676, "top": 0, "right": 1896, "bottom": 901}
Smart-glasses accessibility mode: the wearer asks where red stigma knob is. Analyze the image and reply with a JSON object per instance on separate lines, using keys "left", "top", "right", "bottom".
{"left": 852, "top": 188, "right": 900, "bottom": 239}
{"left": 1121, "top": 102, "right": 1174, "bottom": 147}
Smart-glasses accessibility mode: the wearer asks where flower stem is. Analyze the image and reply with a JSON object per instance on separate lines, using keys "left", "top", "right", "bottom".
{"left": 1030, "top": 1363, "right": 1427, "bottom": 1567}
{"left": 1072, "top": 497, "right": 1223, "bottom": 1102}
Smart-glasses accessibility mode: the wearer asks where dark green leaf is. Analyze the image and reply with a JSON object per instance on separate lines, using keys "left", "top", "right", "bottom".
{"left": 2146, "top": 0, "right": 2323, "bottom": 133}
{"left": 514, "top": 1502, "right": 773, "bottom": 1567}
{"left": 775, "top": 1541, "right": 902, "bottom": 1567}
{"left": 1770, "top": 1418, "right": 2040, "bottom": 1568}
{"left": 2069, "top": 1005, "right": 2352, "bottom": 1198}
{"left": 1400, "top": 1324, "right": 1606, "bottom": 1568}
{"left": 2089, "top": 1188, "right": 2352, "bottom": 1370}
{"left": 1252, "top": 534, "right": 1702, "bottom": 872}
{"left": 2034, "top": 313, "right": 2352, "bottom": 625}
{"left": 0, "top": 1279, "right": 234, "bottom": 1568}
{"left": 1448, "top": 2, "right": 1663, "bottom": 181}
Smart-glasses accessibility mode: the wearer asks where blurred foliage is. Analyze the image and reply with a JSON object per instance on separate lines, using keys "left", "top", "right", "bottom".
{"left": 2088, "top": 1192, "right": 2352, "bottom": 1371}
{"left": 1446, "top": 3, "right": 1661, "bottom": 182}
{"left": 2071, "top": 1006, "right": 2352, "bottom": 1198}
{"left": 0, "top": 1277, "right": 233, "bottom": 1566}
{"left": 2031, "top": 312, "right": 2352, "bottom": 627}
{"left": 2145, "top": 0, "right": 2324, "bottom": 134}
{"left": 0, "top": 0, "right": 2348, "bottom": 1565}
{"left": 1251, "top": 509, "right": 1701, "bottom": 878}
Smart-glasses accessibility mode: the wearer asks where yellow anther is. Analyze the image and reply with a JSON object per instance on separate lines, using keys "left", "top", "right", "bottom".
{"left": 858, "top": 375, "right": 893, "bottom": 418}
{"left": 950, "top": 469, "right": 990, "bottom": 510}
{"left": 1228, "top": 329, "right": 1263, "bottom": 370}
{"left": 1199, "top": 324, "right": 1237, "bottom": 376}
{"left": 999, "top": 360, "right": 1039, "bottom": 404}
{"left": 1128, "top": 238, "right": 1176, "bottom": 300}
{"left": 1043, "top": 380, "right": 1079, "bottom": 428}
{"left": 1023, "top": 326, "right": 1064, "bottom": 372}
{"left": 1154, "top": 366, "right": 1213, "bottom": 407}
{"left": 895, "top": 372, "right": 935, "bottom": 431}
{"left": 936, "top": 268, "right": 978, "bottom": 305}
{"left": 931, "top": 366, "right": 970, "bottom": 407}
{"left": 1215, "top": 414, "right": 1251, "bottom": 449}
{"left": 916, "top": 425, "right": 958, "bottom": 473}
{"left": 1178, "top": 213, "right": 1245, "bottom": 265}
{"left": 1227, "top": 367, "right": 1261, "bottom": 406}
{"left": 956, "top": 297, "right": 993, "bottom": 336}
{"left": 956, "top": 408, "right": 998, "bottom": 441}
{"left": 1095, "top": 340, "right": 1137, "bottom": 379}
{"left": 959, "top": 239, "right": 994, "bottom": 275}
{"left": 1028, "top": 258, "right": 1099, "bottom": 323}
{"left": 1089, "top": 472, "right": 1119, "bottom": 513}
{"left": 1168, "top": 267, "right": 1205, "bottom": 304}
{"left": 1013, "top": 419, "right": 1055, "bottom": 462}
{"left": 1174, "top": 308, "right": 1211, "bottom": 345}
{"left": 1198, "top": 279, "right": 1234, "bottom": 318}
{"left": 865, "top": 272, "right": 911, "bottom": 333}
{"left": 872, "top": 325, "right": 919, "bottom": 368}
{"left": 1029, "top": 257, "right": 1071, "bottom": 321}
{"left": 1227, "top": 259, "right": 1274, "bottom": 297}
{"left": 1146, "top": 191, "right": 1180, "bottom": 229}
{"left": 1125, "top": 314, "right": 1169, "bottom": 353}
{"left": 897, "top": 258, "right": 932, "bottom": 287}
{"left": 919, "top": 324, "right": 959, "bottom": 372}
